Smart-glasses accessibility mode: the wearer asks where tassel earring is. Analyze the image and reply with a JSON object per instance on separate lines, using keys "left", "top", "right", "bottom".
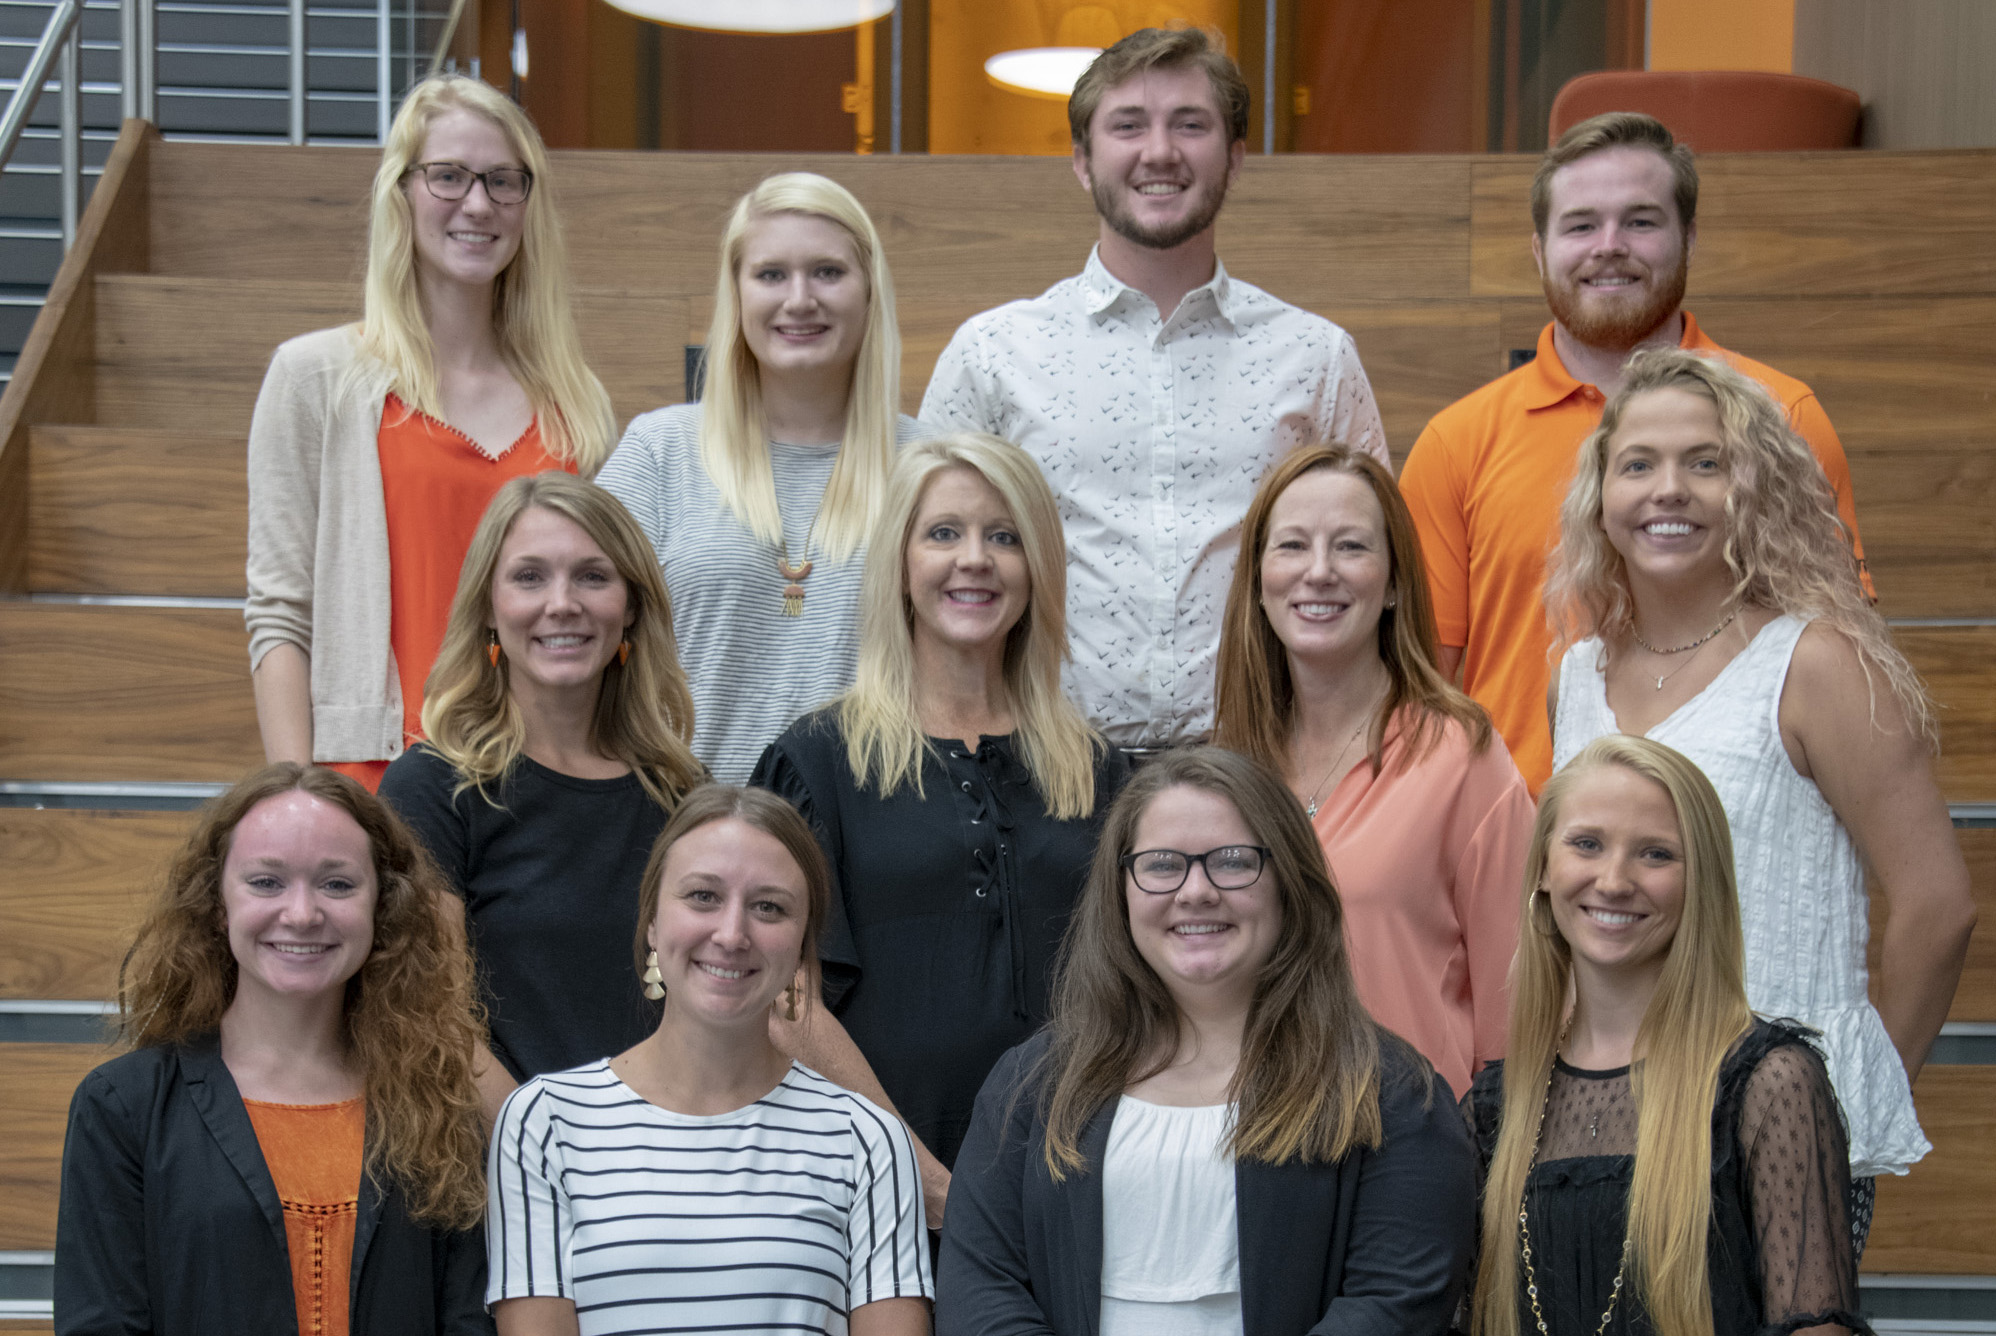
{"left": 487, "top": 631, "right": 502, "bottom": 669}
{"left": 784, "top": 981, "right": 801, "bottom": 1022}
{"left": 641, "top": 950, "right": 664, "bottom": 1000}
{"left": 617, "top": 639, "right": 632, "bottom": 667}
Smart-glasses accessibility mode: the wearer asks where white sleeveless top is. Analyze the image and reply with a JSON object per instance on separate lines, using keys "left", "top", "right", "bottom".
{"left": 1099, "top": 1097, "right": 1244, "bottom": 1336}
{"left": 1553, "top": 615, "right": 1928, "bottom": 1177}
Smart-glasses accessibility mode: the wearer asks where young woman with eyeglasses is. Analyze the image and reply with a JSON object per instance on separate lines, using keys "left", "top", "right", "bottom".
{"left": 938, "top": 746, "right": 1475, "bottom": 1336}
{"left": 247, "top": 74, "right": 614, "bottom": 791}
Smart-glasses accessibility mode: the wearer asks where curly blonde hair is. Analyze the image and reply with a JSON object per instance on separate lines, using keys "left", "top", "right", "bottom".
{"left": 1545, "top": 346, "right": 1932, "bottom": 743}
{"left": 118, "top": 764, "right": 487, "bottom": 1229}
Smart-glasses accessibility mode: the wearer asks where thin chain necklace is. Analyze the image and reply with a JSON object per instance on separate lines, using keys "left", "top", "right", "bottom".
{"left": 1300, "top": 688, "right": 1386, "bottom": 818}
{"left": 1520, "top": 1037, "right": 1630, "bottom": 1336}
{"left": 1630, "top": 608, "right": 1737, "bottom": 692}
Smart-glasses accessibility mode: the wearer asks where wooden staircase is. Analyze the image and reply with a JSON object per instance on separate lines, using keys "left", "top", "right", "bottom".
{"left": 1, "top": 123, "right": 1994, "bottom": 1327}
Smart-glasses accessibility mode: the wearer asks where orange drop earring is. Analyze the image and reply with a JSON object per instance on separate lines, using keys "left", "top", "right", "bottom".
{"left": 617, "top": 640, "right": 631, "bottom": 666}
{"left": 487, "top": 632, "right": 501, "bottom": 669}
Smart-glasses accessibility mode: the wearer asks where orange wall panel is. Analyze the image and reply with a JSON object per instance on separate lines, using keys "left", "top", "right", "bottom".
{"left": 1292, "top": 0, "right": 1476, "bottom": 153}
{"left": 930, "top": 1, "right": 1240, "bottom": 156}
{"left": 1649, "top": 0, "right": 1796, "bottom": 72}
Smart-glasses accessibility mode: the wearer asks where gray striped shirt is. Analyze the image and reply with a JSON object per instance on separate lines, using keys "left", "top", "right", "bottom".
{"left": 597, "top": 405, "right": 926, "bottom": 783}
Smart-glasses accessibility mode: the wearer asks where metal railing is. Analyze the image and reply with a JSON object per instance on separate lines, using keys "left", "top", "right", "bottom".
{"left": 0, "top": 0, "right": 82, "bottom": 248}
{"left": 0, "top": 0, "right": 463, "bottom": 258}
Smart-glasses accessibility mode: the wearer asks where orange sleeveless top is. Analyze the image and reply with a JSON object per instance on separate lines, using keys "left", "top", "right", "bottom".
{"left": 328, "top": 393, "right": 567, "bottom": 790}
{"left": 244, "top": 1096, "right": 365, "bottom": 1336}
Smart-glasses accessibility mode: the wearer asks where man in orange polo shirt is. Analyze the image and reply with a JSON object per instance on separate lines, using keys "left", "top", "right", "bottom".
{"left": 1400, "top": 111, "right": 1864, "bottom": 791}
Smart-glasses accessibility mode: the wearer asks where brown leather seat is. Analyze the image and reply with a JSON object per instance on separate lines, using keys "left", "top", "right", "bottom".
{"left": 1549, "top": 70, "right": 1862, "bottom": 150}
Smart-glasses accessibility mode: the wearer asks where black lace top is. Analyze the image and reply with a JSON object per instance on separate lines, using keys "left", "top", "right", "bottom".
{"left": 1465, "top": 1019, "right": 1872, "bottom": 1336}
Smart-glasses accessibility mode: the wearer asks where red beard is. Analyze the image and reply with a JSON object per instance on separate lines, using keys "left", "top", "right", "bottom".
{"left": 1542, "top": 252, "right": 1689, "bottom": 352}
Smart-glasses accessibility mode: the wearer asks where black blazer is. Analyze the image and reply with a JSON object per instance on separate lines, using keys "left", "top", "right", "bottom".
{"left": 936, "top": 1030, "right": 1475, "bottom": 1336}
{"left": 54, "top": 1036, "right": 493, "bottom": 1336}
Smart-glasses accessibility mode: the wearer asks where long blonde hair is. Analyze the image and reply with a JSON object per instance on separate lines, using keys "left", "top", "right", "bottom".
{"left": 835, "top": 433, "right": 1102, "bottom": 820}
{"left": 420, "top": 473, "right": 704, "bottom": 809}
{"left": 1215, "top": 444, "right": 1493, "bottom": 775}
{"left": 1041, "top": 747, "right": 1390, "bottom": 1178}
{"left": 1545, "top": 346, "right": 1933, "bottom": 743}
{"left": 354, "top": 74, "right": 614, "bottom": 473}
{"left": 119, "top": 764, "right": 487, "bottom": 1228}
{"left": 1473, "top": 736, "right": 1754, "bottom": 1336}
{"left": 699, "top": 172, "right": 900, "bottom": 564}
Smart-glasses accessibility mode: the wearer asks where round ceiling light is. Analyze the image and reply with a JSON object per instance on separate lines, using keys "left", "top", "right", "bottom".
{"left": 602, "top": 0, "right": 895, "bottom": 32}
{"left": 984, "top": 46, "right": 1103, "bottom": 101}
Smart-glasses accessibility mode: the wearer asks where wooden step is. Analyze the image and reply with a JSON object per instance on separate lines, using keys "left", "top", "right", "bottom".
{"left": 0, "top": 1042, "right": 104, "bottom": 1250}
{"left": 1864, "top": 1065, "right": 1996, "bottom": 1274}
{"left": 27, "top": 426, "right": 244, "bottom": 597}
{"left": 1901, "top": 626, "right": 1996, "bottom": 801}
{"left": 0, "top": 809, "right": 189, "bottom": 1000}
{"left": 0, "top": 603, "right": 259, "bottom": 782}
{"left": 1870, "top": 828, "right": 1996, "bottom": 1022}
{"left": 92, "top": 274, "right": 685, "bottom": 439}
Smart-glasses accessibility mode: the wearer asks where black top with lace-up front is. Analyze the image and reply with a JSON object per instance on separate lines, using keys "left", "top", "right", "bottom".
{"left": 754, "top": 710, "right": 1128, "bottom": 1170}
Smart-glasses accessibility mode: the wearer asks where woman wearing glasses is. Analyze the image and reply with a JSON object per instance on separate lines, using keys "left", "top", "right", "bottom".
{"left": 938, "top": 747, "right": 1475, "bottom": 1336}
{"left": 247, "top": 74, "right": 614, "bottom": 790}
{"left": 597, "top": 172, "right": 924, "bottom": 783}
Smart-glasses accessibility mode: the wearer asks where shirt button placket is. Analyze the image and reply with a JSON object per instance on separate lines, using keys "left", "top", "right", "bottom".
{"left": 1149, "top": 338, "right": 1177, "bottom": 743}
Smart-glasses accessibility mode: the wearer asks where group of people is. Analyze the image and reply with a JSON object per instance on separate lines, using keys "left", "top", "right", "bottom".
{"left": 53, "top": 21, "right": 1974, "bottom": 1336}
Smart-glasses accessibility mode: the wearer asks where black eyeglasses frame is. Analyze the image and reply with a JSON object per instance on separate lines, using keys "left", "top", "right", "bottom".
{"left": 1119, "top": 845, "right": 1273, "bottom": 895}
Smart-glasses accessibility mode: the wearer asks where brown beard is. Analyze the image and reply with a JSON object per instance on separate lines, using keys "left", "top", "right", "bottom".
{"left": 1090, "top": 165, "right": 1230, "bottom": 253}
{"left": 1543, "top": 250, "right": 1689, "bottom": 352}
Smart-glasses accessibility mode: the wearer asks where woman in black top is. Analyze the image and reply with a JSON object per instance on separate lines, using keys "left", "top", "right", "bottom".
{"left": 56, "top": 763, "right": 490, "bottom": 1335}
{"left": 1465, "top": 735, "right": 1868, "bottom": 1336}
{"left": 381, "top": 472, "right": 704, "bottom": 1123}
{"left": 936, "top": 746, "right": 1474, "bottom": 1335}
{"left": 754, "top": 431, "right": 1126, "bottom": 1228}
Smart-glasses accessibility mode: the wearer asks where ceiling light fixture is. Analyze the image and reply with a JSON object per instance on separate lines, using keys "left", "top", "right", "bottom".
{"left": 602, "top": 0, "right": 894, "bottom": 33}
{"left": 983, "top": 46, "right": 1102, "bottom": 100}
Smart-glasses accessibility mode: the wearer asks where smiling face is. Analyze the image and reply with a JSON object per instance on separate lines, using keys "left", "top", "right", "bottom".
{"left": 735, "top": 211, "right": 869, "bottom": 392}
{"left": 1124, "top": 785, "right": 1281, "bottom": 1011}
{"left": 1600, "top": 386, "right": 1732, "bottom": 596}
{"left": 647, "top": 817, "right": 809, "bottom": 1030}
{"left": 404, "top": 106, "right": 526, "bottom": 294}
{"left": 221, "top": 791, "right": 378, "bottom": 1010}
{"left": 1534, "top": 145, "right": 1691, "bottom": 352}
{"left": 489, "top": 505, "right": 635, "bottom": 705}
{"left": 1073, "top": 63, "right": 1244, "bottom": 253}
{"left": 904, "top": 465, "right": 1030, "bottom": 666}
{"left": 1258, "top": 468, "right": 1391, "bottom": 673}
{"left": 1545, "top": 763, "right": 1687, "bottom": 984}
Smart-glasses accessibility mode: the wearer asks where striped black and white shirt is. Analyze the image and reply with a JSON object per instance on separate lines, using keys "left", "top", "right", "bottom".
{"left": 595, "top": 405, "right": 930, "bottom": 785}
{"left": 488, "top": 1060, "right": 932, "bottom": 1334}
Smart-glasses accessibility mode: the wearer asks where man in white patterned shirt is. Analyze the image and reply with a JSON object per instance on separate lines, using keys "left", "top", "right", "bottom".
{"left": 921, "top": 27, "right": 1387, "bottom": 749}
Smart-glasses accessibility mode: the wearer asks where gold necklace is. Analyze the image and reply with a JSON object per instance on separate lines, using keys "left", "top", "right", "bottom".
{"left": 1631, "top": 609, "right": 1737, "bottom": 691}
{"left": 1519, "top": 1044, "right": 1630, "bottom": 1336}
{"left": 776, "top": 502, "right": 825, "bottom": 618}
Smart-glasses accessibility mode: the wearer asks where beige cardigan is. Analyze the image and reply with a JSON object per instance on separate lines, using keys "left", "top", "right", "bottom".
{"left": 244, "top": 326, "right": 404, "bottom": 763}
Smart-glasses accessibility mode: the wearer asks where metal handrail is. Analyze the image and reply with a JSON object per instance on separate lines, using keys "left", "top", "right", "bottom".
{"left": 0, "top": 0, "right": 83, "bottom": 249}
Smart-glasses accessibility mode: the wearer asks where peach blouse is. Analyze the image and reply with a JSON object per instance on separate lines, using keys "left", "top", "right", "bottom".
{"left": 1310, "top": 709, "right": 1533, "bottom": 1098}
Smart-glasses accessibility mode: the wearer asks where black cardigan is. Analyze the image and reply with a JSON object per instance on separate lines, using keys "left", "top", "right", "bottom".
{"left": 54, "top": 1036, "right": 493, "bottom": 1336}
{"left": 936, "top": 1030, "right": 1476, "bottom": 1336}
